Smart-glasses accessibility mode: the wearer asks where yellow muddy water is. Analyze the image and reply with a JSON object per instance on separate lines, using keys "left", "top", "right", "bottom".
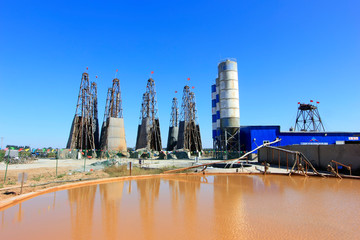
{"left": 1, "top": 175, "right": 359, "bottom": 240}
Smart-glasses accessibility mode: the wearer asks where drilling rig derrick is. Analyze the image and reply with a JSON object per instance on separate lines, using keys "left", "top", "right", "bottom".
{"left": 67, "top": 72, "right": 98, "bottom": 154}
{"left": 135, "top": 78, "right": 162, "bottom": 151}
{"left": 167, "top": 97, "right": 179, "bottom": 151}
{"left": 100, "top": 78, "right": 127, "bottom": 152}
{"left": 177, "top": 86, "right": 202, "bottom": 152}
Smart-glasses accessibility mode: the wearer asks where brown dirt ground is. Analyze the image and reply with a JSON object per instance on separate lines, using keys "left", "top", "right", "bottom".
{"left": 0, "top": 166, "right": 109, "bottom": 201}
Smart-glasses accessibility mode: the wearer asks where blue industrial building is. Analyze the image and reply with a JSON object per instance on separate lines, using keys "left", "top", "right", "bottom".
{"left": 240, "top": 126, "right": 360, "bottom": 152}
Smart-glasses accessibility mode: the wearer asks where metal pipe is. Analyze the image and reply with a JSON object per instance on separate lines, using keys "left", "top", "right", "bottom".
{"left": 164, "top": 139, "right": 281, "bottom": 174}
{"left": 265, "top": 146, "right": 298, "bottom": 154}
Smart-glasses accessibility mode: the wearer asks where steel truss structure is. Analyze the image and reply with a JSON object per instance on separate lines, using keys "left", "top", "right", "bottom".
{"left": 177, "top": 85, "right": 202, "bottom": 152}
{"left": 294, "top": 103, "right": 325, "bottom": 132}
{"left": 169, "top": 97, "right": 178, "bottom": 128}
{"left": 166, "top": 97, "right": 179, "bottom": 151}
{"left": 67, "top": 73, "right": 98, "bottom": 153}
{"left": 100, "top": 78, "right": 125, "bottom": 151}
{"left": 217, "top": 128, "right": 240, "bottom": 159}
{"left": 135, "top": 78, "right": 162, "bottom": 151}
{"left": 103, "top": 78, "right": 123, "bottom": 121}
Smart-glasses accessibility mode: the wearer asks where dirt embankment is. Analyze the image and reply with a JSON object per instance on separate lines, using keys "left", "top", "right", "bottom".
{"left": 0, "top": 159, "right": 180, "bottom": 201}
{"left": 0, "top": 166, "right": 109, "bottom": 201}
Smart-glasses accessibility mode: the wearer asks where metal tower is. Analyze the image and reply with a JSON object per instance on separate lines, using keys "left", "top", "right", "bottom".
{"left": 135, "top": 78, "right": 162, "bottom": 151}
{"left": 100, "top": 78, "right": 127, "bottom": 152}
{"left": 102, "top": 88, "right": 112, "bottom": 126}
{"left": 170, "top": 97, "right": 179, "bottom": 128}
{"left": 107, "top": 79, "right": 123, "bottom": 118}
{"left": 90, "top": 82, "right": 100, "bottom": 149}
{"left": 177, "top": 86, "right": 202, "bottom": 152}
{"left": 294, "top": 103, "right": 325, "bottom": 132}
{"left": 167, "top": 97, "right": 179, "bottom": 151}
{"left": 67, "top": 72, "right": 96, "bottom": 152}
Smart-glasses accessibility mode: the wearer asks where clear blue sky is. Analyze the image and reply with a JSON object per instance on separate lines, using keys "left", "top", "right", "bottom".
{"left": 0, "top": 0, "right": 359, "bottom": 149}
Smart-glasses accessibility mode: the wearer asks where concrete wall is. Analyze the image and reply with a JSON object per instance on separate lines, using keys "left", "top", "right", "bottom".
{"left": 177, "top": 121, "right": 186, "bottom": 149}
{"left": 258, "top": 145, "right": 360, "bottom": 174}
{"left": 66, "top": 116, "right": 77, "bottom": 149}
{"left": 106, "top": 117, "right": 127, "bottom": 152}
{"left": 167, "top": 126, "right": 178, "bottom": 151}
{"left": 135, "top": 118, "right": 149, "bottom": 150}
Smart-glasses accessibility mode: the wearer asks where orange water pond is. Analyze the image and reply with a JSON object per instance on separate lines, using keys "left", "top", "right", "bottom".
{"left": 1, "top": 174, "right": 359, "bottom": 240}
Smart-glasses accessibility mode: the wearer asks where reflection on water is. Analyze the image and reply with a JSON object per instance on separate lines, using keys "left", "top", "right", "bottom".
{"left": 136, "top": 178, "right": 160, "bottom": 239}
{"left": 213, "top": 175, "right": 248, "bottom": 239}
{"left": 165, "top": 175, "right": 203, "bottom": 239}
{"left": 99, "top": 182, "right": 124, "bottom": 240}
{"left": 68, "top": 185, "right": 97, "bottom": 240}
{"left": 1, "top": 175, "right": 360, "bottom": 240}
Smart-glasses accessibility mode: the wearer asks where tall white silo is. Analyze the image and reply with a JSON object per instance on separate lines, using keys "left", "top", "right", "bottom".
{"left": 218, "top": 59, "right": 240, "bottom": 130}
{"left": 217, "top": 59, "right": 240, "bottom": 158}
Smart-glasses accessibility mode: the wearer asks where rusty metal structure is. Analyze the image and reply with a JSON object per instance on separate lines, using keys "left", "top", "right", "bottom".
{"left": 170, "top": 97, "right": 179, "bottom": 128}
{"left": 294, "top": 103, "right": 325, "bottom": 132}
{"left": 166, "top": 97, "right": 179, "bottom": 151}
{"left": 90, "top": 82, "right": 100, "bottom": 149}
{"left": 67, "top": 72, "right": 98, "bottom": 152}
{"left": 107, "top": 79, "right": 123, "bottom": 118}
{"left": 177, "top": 86, "right": 202, "bottom": 152}
{"left": 102, "top": 88, "right": 112, "bottom": 125}
{"left": 135, "top": 78, "right": 162, "bottom": 151}
{"left": 100, "top": 78, "right": 127, "bottom": 152}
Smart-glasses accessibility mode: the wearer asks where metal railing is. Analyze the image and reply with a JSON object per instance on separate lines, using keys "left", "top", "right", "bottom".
{"left": 330, "top": 160, "right": 352, "bottom": 176}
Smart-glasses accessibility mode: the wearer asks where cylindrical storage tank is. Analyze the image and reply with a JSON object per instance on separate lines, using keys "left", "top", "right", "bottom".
{"left": 211, "top": 84, "right": 217, "bottom": 140}
{"left": 215, "top": 78, "right": 221, "bottom": 135}
{"left": 218, "top": 59, "right": 240, "bottom": 130}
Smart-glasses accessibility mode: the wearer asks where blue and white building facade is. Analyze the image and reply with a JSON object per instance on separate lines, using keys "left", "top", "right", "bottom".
{"left": 240, "top": 125, "right": 360, "bottom": 152}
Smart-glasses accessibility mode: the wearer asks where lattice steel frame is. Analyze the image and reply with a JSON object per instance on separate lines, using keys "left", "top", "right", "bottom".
{"left": 138, "top": 78, "right": 162, "bottom": 151}
{"left": 102, "top": 88, "right": 112, "bottom": 126}
{"left": 108, "top": 78, "right": 123, "bottom": 118}
{"left": 90, "top": 82, "right": 99, "bottom": 149}
{"left": 100, "top": 78, "right": 125, "bottom": 151}
{"left": 169, "top": 97, "right": 179, "bottom": 128}
{"left": 69, "top": 73, "right": 96, "bottom": 151}
{"left": 180, "top": 86, "right": 202, "bottom": 152}
{"left": 294, "top": 103, "right": 325, "bottom": 132}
